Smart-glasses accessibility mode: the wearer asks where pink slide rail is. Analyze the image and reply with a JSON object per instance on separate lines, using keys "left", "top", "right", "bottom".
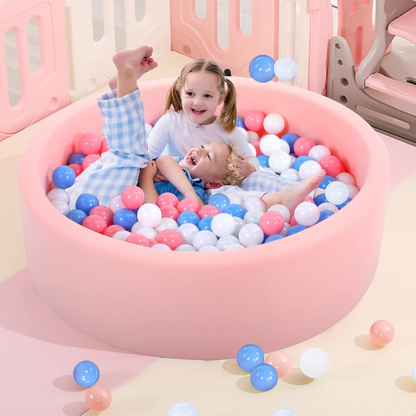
{"left": 0, "top": 0, "right": 70, "bottom": 142}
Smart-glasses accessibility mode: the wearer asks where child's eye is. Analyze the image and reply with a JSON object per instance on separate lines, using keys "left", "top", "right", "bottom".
{"left": 186, "top": 92, "right": 194, "bottom": 96}
{"left": 204, "top": 94, "right": 212, "bottom": 98}
{"left": 207, "top": 154, "right": 211, "bottom": 161}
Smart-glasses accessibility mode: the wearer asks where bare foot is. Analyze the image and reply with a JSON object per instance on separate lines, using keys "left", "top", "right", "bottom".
{"left": 263, "top": 169, "right": 326, "bottom": 216}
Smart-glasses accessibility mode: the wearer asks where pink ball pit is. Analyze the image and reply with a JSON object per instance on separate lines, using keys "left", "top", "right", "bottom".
{"left": 18, "top": 78, "right": 389, "bottom": 360}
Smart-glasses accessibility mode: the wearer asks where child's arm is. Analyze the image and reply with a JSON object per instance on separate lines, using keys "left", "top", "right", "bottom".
{"left": 138, "top": 161, "right": 159, "bottom": 204}
{"left": 156, "top": 156, "right": 204, "bottom": 206}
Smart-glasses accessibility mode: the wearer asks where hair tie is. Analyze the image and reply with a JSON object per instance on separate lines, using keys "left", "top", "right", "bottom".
{"left": 224, "top": 68, "right": 232, "bottom": 76}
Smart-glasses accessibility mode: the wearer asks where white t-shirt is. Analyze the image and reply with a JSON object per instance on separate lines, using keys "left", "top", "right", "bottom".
{"left": 146, "top": 110, "right": 259, "bottom": 170}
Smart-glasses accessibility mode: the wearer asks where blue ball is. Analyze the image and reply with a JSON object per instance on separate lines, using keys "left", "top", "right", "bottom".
{"left": 250, "top": 363, "right": 278, "bottom": 391}
{"left": 66, "top": 209, "right": 87, "bottom": 225}
{"left": 317, "top": 210, "right": 334, "bottom": 223}
{"left": 208, "top": 193, "right": 230, "bottom": 213}
{"left": 236, "top": 117, "right": 247, "bottom": 129}
{"left": 319, "top": 175, "right": 336, "bottom": 190}
{"left": 177, "top": 211, "right": 200, "bottom": 226}
{"left": 237, "top": 344, "right": 264, "bottom": 372}
{"left": 73, "top": 360, "right": 100, "bottom": 387}
{"left": 198, "top": 216, "right": 213, "bottom": 231}
{"left": 265, "top": 234, "right": 285, "bottom": 243}
{"left": 287, "top": 225, "right": 307, "bottom": 236}
{"left": 113, "top": 208, "right": 137, "bottom": 231}
{"left": 257, "top": 155, "right": 270, "bottom": 168}
{"left": 281, "top": 133, "right": 299, "bottom": 153}
{"left": 67, "top": 152, "right": 87, "bottom": 166}
{"left": 52, "top": 165, "right": 76, "bottom": 189}
{"left": 336, "top": 197, "right": 352, "bottom": 209}
{"left": 292, "top": 156, "right": 312, "bottom": 171}
{"left": 224, "top": 203, "right": 247, "bottom": 219}
{"left": 75, "top": 193, "right": 99, "bottom": 215}
{"left": 313, "top": 193, "right": 329, "bottom": 206}
{"left": 249, "top": 55, "right": 276, "bottom": 83}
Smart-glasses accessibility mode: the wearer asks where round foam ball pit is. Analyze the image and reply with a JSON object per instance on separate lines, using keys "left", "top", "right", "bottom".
{"left": 18, "top": 78, "right": 389, "bottom": 360}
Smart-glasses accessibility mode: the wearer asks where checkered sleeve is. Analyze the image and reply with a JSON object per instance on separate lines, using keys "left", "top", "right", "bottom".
{"left": 240, "top": 172, "right": 297, "bottom": 193}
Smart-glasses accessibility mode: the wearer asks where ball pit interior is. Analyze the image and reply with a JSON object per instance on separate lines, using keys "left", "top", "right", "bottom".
{"left": 18, "top": 77, "right": 389, "bottom": 360}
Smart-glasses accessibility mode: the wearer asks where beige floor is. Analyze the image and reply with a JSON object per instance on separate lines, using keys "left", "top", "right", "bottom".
{"left": 2, "top": 52, "right": 416, "bottom": 416}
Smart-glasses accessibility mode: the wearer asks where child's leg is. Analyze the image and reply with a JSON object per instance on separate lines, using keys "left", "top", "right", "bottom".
{"left": 262, "top": 170, "right": 326, "bottom": 215}
{"left": 111, "top": 46, "right": 158, "bottom": 98}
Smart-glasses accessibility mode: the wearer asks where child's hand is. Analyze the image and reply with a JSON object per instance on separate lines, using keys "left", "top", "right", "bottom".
{"left": 153, "top": 171, "right": 168, "bottom": 183}
{"left": 233, "top": 154, "right": 256, "bottom": 178}
{"left": 141, "top": 160, "right": 158, "bottom": 180}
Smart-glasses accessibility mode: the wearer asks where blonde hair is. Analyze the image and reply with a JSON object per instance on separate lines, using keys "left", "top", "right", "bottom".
{"left": 164, "top": 58, "right": 237, "bottom": 133}
{"left": 219, "top": 144, "right": 244, "bottom": 187}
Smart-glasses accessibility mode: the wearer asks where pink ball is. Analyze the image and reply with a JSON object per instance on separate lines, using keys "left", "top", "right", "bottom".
{"left": 82, "top": 154, "right": 101, "bottom": 170}
{"left": 244, "top": 111, "right": 265, "bottom": 132}
{"left": 161, "top": 205, "right": 179, "bottom": 221}
{"left": 90, "top": 205, "right": 114, "bottom": 226}
{"left": 294, "top": 136, "right": 316, "bottom": 157}
{"left": 121, "top": 186, "right": 145, "bottom": 210}
{"left": 265, "top": 351, "right": 292, "bottom": 378}
{"left": 100, "top": 138, "right": 109, "bottom": 154}
{"left": 319, "top": 155, "right": 341, "bottom": 177}
{"left": 289, "top": 216, "right": 299, "bottom": 226}
{"left": 82, "top": 215, "right": 107, "bottom": 234}
{"left": 177, "top": 198, "right": 200, "bottom": 214}
{"left": 198, "top": 205, "right": 220, "bottom": 219}
{"left": 125, "top": 233, "right": 150, "bottom": 247}
{"left": 304, "top": 196, "right": 314, "bottom": 203}
{"left": 370, "top": 320, "right": 395, "bottom": 346}
{"left": 259, "top": 211, "right": 284, "bottom": 235}
{"left": 103, "top": 224, "right": 125, "bottom": 237}
{"left": 85, "top": 384, "right": 112, "bottom": 411}
{"left": 156, "top": 192, "right": 179, "bottom": 208}
{"left": 251, "top": 141, "right": 263, "bottom": 156}
{"left": 156, "top": 229, "right": 182, "bottom": 250}
{"left": 79, "top": 133, "right": 101, "bottom": 155}
{"left": 68, "top": 163, "right": 83, "bottom": 177}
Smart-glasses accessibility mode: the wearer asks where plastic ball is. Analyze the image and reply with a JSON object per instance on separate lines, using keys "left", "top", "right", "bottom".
{"left": 247, "top": 131, "right": 259, "bottom": 143}
{"left": 224, "top": 203, "right": 247, "bottom": 219}
{"left": 192, "top": 230, "right": 218, "bottom": 251}
{"left": 155, "top": 218, "right": 178, "bottom": 233}
{"left": 156, "top": 192, "right": 179, "bottom": 208}
{"left": 294, "top": 136, "right": 316, "bottom": 157}
{"left": 265, "top": 351, "right": 292, "bottom": 379}
{"left": 274, "top": 57, "right": 298, "bottom": 81}
{"left": 135, "top": 226, "right": 158, "bottom": 240}
{"left": 346, "top": 184, "right": 359, "bottom": 199}
{"left": 267, "top": 204, "right": 290, "bottom": 223}
{"left": 177, "top": 197, "right": 200, "bottom": 214}
{"left": 89, "top": 205, "right": 113, "bottom": 226}
{"left": 227, "top": 193, "right": 245, "bottom": 206}
{"left": 109, "top": 195, "right": 126, "bottom": 213}
{"left": 217, "top": 235, "right": 240, "bottom": 251}
{"left": 68, "top": 163, "right": 83, "bottom": 177}
{"left": 299, "top": 348, "right": 330, "bottom": 378}
{"left": 318, "top": 202, "right": 338, "bottom": 213}
{"left": 210, "top": 213, "right": 236, "bottom": 237}
{"left": 286, "top": 225, "right": 307, "bottom": 236}
{"left": 319, "top": 155, "right": 341, "bottom": 177}
{"left": 198, "top": 204, "right": 220, "bottom": 219}
{"left": 100, "top": 138, "right": 109, "bottom": 153}
{"left": 47, "top": 188, "right": 70, "bottom": 204}
{"left": 66, "top": 209, "right": 87, "bottom": 225}
{"left": 125, "top": 233, "right": 149, "bottom": 247}
{"left": 82, "top": 215, "right": 107, "bottom": 234}
{"left": 308, "top": 144, "right": 331, "bottom": 162}
{"left": 199, "top": 245, "right": 220, "bottom": 252}
{"left": 79, "top": 133, "right": 101, "bottom": 155}
{"left": 257, "top": 155, "right": 269, "bottom": 168}
{"left": 370, "top": 320, "right": 395, "bottom": 346}
{"left": 281, "top": 133, "right": 299, "bottom": 153}
{"left": 265, "top": 234, "right": 284, "bottom": 243}
{"left": 168, "top": 401, "right": 198, "bottom": 416}
{"left": 259, "top": 211, "right": 284, "bottom": 235}
{"left": 224, "top": 243, "right": 245, "bottom": 250}
{"left": 152, "top": 243, "right": 171, "bottom": 250}
{"left": 231, "top": 217, "right": 246, "bottom": 237}
{"left": 317, "top": 209, "right": 334, "bottom": 223}
{"left": 313, "top": 193, "right": 329, "bottom": 206}
{"left": 68, "top": 152, "right": 86, "bottom": 166}
{"left": 236, "top": 116, "right": 247, "bottom": 129}
{"left": 325, "top": 181, "right": 349, "bottom": 205}
{"left": 243, "top": 209, "right": 264, "bottom": 224}
{"left": 272, "top": 408, "right": 298, "bottom": 416}
{"left": 244, "top": 196, "right": 267, "bottom": 213}
{"left": 244, "top": 111, "right": 265, "bottom": 132}
{"left": 259, "top": 134, "right": 282, "bottom": 156}
{"left": 208, "top": 193, "right": 230, "bottom": 212}
{"left": 103, "top": 224, "right": 125, "bottom": 237}
{"left": 279, "top": 139, "right": 290, "bottom": 154}
{"left": 250, "top": 364, "right": 278, "bottom": 391}
{"left": 238, "top": 223, "right": 264, "bottom": 247}
{"left": 113, "top": 230, "right": 131, "bottom": 241}
{"left": 318, "top": 175, "right": 336, "bottom": 190}
{"left": 292, "top": 155, "right": 312, "bottom": 171}
{"left": 121, "top": 186, "right": 145, "bottom": 210}
{"left": 280, "top": 168, "right": 299, "bottom": 181}
{"left": 177, "top": 211, "right": 200, "bottom": 227}
{"left": 73, "top": 360, "right": 100, "bottom": 387}
{"left": 280, "top": 222, "right": 291, "bottom": 236}
{"left": 137, "top": 203, "right": 162, "bottom": 228}
{"left": 294, "top": 202, "right": 320, "bottom": 227}
{"left": 50, "top": 200, "right": 70, "bottom": 215}
{"left": 85, "top": 384, "right": 112, "bottom": 411}
{"left": 52, "top": 165, "right": 76, "bottom": 189}
{"left": 178, "top": 223, "right": 199, "bottom": 245}
{"left": 263, "top": 113, "right": 285, "bottom": 135}
{"left": 237, "top": 126, "right": 249, "bottom": 142}
{"left": 76, "top": 193, "right": 99, "bottom": 215}
{"left": 269, "top": 150, "right": 292, "bottom": 173}
{"left": 161, "top": 205, "right": 180, "bottom": 221}
{"left": 175, "top": 244, "right": 197, "bottom": 252}
{"left": 336, "top": 172, "right": 356, "bottom": 185}
{"left": 299, "top": 160, "right": 322, "bottom": 179}
{"left": 249, "top": 54, "right": 276, "bottom": 83}
{"left": 82, "top": 154, "right": 101, "bottom": 170}
{"left": 237, "top": 344, "right": 264, "bottom": 372}
{"left": 336, "top": 197, "right": 352, "bottom": 209}
{"left": 156, "top": 229, "right": 182, "bottom": 250}
{"left": 198, "top": 216, "right": 213, "bottom": 231}
{"left": 113, "top": 208, "right": 137, "bottom": 231}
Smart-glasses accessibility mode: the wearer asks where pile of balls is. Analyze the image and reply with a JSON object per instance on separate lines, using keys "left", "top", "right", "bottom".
{"left": 249, "top": 54, "right": 298, "bottom": 83}
{"left": 47, "top": 110, "right": 359, "bottom": 252}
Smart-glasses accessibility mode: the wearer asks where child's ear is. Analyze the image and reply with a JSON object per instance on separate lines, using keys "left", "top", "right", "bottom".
{"left": 218, "top": 92, "right": 226, "bottom": 105}
{"left": 205, "top": 180, "right": 223, "bottom": 190}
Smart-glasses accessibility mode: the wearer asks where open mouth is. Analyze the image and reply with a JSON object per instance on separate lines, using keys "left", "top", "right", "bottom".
{"left": 191, "top": 109, "right": 205, "bottom": 116}
{"left": 186, "top": 152, "right": 197, "bottom": 165}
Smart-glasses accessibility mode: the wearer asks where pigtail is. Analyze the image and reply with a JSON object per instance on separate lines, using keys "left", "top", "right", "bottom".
{"left": 163, "top": 79, "right": 183, "bottom": 113}
{"left": 219, "top": 78, "right": 237, "bottom": 133}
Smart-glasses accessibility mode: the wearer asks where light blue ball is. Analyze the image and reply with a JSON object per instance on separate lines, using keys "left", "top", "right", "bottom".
{"left": 250, "top": 363, "right": 278, "bottom": 391}
{"left": 265, "top": 234, "right": 284, "bottom": 243}
{"left": 208, "top": 193, "right": 230, "bottom": 213}
{"left": 177, "top": 211, "right": 200, "bottom": 226}
{"left": 249, "top": 55, "right": 276, "bottom": 83}
{"left": 274, "top": 57, "right": 298, "bottom": 81}
{"left": 237, "top": 344, "right": 264, "bottom": 372}
{"left": 73, "top": 360, "right": 100, "bottom": 387}
{"left": 198, "top": 216, "right": 213, "bottom": 231}
{"left": 287, "top": 225, "right": 307, "bottom": 236}
{"left": 168, "top": 401, "right": 198, "bottom": 416}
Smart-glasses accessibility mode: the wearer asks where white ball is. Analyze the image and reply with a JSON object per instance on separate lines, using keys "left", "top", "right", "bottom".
{"left": 131, "top": 221, "right": 145, "bottom": 233}
{"left": 318, "top": 202, "right": 338, "bottom": 213}
{"left": 259, "top": 134, "right": 282, "bottom": 156}
{"left": 294, "top": 202, "right": 320, "bottom": 227}
{"left": 177, "top": 223, "right": 199, "bottom": 245}
{"left": 238, "top": 223, "right": 264, "bottom": 247}
{"left": 113, "top": 230, "right": 131, "bottom": 241}
{"left": 280, "top": 222, "right": 291, "bottom": 236}
{"left": 299, "top": 348, "right": 330, "bottom": 378}
{"left": 224, "top": 243, "right": 245, "bottom": 251}
{"left": 47, "top": 188, "right": 70, "bottom": 204}
{"left": 192, "top": 230, "right": 217, "bottom": 251}
{"left": 155, "top": 217, "right": 178, "bottom": 233}
{"left": 268, "top": 204, "right": 290, "bottom": 223}
{"left": 274, "top": 57, "right": 298, "bottom": 81}
{"left": 211, "top": 213, "right": 236, "bottom": 237}
{"left": 308, "top": 145, "right": 331, "bottom": 162}
{"left": 269, "top": 150, "right": 292, "bottom": 174}
{"left": 50, "top": 200, "right": 70, "bottom": 215}
{"left": 243, "top": 196, "right": 267, "bottom": 212}
{"left": 109, "top": 194, "right": 126, "bottom": 213}
{"left": 280, "top": 168, "right": 300, "bottom": 181}
{"left": 272, "top": 407, "right": 298, "bottom": 416}
{"left": 289, "top": 154, "right": 296, "bottom": 167}
{"left": 135, "top": 226, "right": 157, "bottom": 240}
{"left": 336, "top": 172, "right": 356, "bottom": 186}
{"left": 243, "top": 209, "right": 264, "bottom": 224}
{"left": 198, "top": 245, "right": 220, "bottom": 252}
{"left": 175, "top": 244, "right": 197, "bottom": 252}
{"left": 325, "top": 181, "right": 349, "bottom": 205}
{"left": 236, "top": 126, "right": 249, "bottom": 142}
{"left": 247, "top": 131, "right": 259, "bottom": 143}
{"left": 298, "top": 160, "right": 322, "bottom": 179}
{"left": 346, "top": 184, "right": 359, "bottom": 199}
{"left": 248, "top": 143, "right": 257, "bottom": 156}
{"left": 231, "top": 217, "right": 246, "bottom": 237}
{"left": 217, "top": 235, "right": 240, "bottom": 251}
{"left": 279, "top": 139, "right": 290, "bottom": 154}
{"left": 263, "top": 113, "right": 285, "bottom": 135}
{"left": 152, "top": 243, "right": 171, "bottom": 250}
{"left": 226, "top": 192, "right": 245, "bottom": 206}
{"left": 137, "top": 203, "right": 162, "bottom": 228}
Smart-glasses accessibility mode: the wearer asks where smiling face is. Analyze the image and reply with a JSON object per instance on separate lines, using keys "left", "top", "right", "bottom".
{"left": 179, "top": 142, "right": 232, "bottom": 188}
{"left": 180, "top": 71, "right": 224, "bottom": 125}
